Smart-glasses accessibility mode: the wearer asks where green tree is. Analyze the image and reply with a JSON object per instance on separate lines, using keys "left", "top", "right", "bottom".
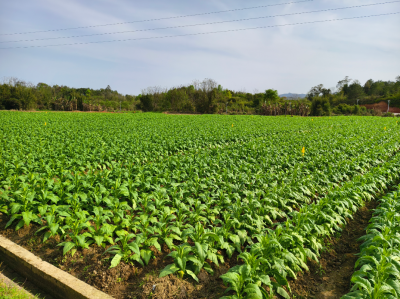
{"left": 343, "top": 80, "right": 364, "bottom": 100}
{"left": 336, "top": 76, "right": 352, "bottom": 93}
{"left": 363, "top": 79, "right": 374, "bottom": 95}
{"left": 263, "top": 89, "right": 280, "bottom": 116}
{"left": 310, "top": 98, "right": 331, "bottom": 116}
{"left": 138, "top": 94, "right": 154, "bottom": 112}
{"left": 263, "top": 89, "right": 279, "bottom": 104}
{"left": 307, "top": 84, "right": 331, "bottom": 100}
{"left": 252, "top": 93, "right": 263, "bottom": 107}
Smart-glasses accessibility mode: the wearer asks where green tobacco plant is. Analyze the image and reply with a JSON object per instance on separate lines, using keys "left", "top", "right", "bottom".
{"left": 220, "top": 264, "right": 273, "bottom": 299}
{"left": 155, "top": 220, "right": 182, "bottom": 250}
{"left": 102, "top": 233, "right": 144, "bottom": 268}
{"left": 5, "top": 187, "right": 41, "bottom": 230}
{"left": 1, "top": 113, "right": 400, "bottom": 298}
{"left": 191, "top": 242, "right": 214, "bottom": 275}
{"left": 130, "top": 214, "right": 161, "bottom": 253}
{"left": 221, "top": 145, "right": 400, "bottom": 298}
{"left": 58, "top": 215, "right": 93, "bottom": 256}
{"left": 341, "top": 188, "right": 400, "bottom": 299}
{"left": 87, "top": 206, "right": 115, "bottom": 247}
{"left": 159, "top": 244, "right": 198, "bottom": 282}
{"left": 35, "top": 214, "right": 60, "bottom": 242}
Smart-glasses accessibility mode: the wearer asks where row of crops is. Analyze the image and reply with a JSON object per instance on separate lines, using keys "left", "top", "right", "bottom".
{"left": 0, "top": 112, "right": 399, "bottom": 298}
{"left": 219, "top": 142, "right": 400, "bottom": 298}
{"left": 342, "top": 186, "right": 400, "bottom": 299}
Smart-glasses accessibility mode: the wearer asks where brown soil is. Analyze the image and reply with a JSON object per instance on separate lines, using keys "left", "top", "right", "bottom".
{"left": 0, "top": 214, "right": 240, "bottom": 299}
{"left": 288, "top": 200, "right": 379, "bottom": 299}
{"left": 361, "top": 101, "right": 400, "bottom": 113}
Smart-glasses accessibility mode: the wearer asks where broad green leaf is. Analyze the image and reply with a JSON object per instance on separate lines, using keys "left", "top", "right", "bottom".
{"left": 140, "top": 249, "right": 152, "bottom": 266}
{"left": 62, "top": 242, "right": 76, "bottom": 256}
{"left": 276, "top": 286, "right": 290, "bottom": 299}
{"left": 244, "top": 283, "right": 263, "bottom": 299}
{"left": 110, "top": 253, "right": 123, "bottom": 268}
{"left": 93, "top": 236, "right": 104, "bottom": 246}
{"left": 15, "top": 219, "right": 25, "bottom": 231}
{"left": 351, "top": 276, "right": 372, "bottom": 293}
{"left": 185, "top": 269, "right": 199, "bottom": 283}
{"left": 159, "top": 264, "right": 180, "bottom": 278}
{"left": 43, "top": 231, "right": 51, "bottom": 243}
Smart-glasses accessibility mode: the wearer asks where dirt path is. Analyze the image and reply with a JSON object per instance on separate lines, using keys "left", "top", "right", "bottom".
{"left": 289, "top": 200, "right": 378, "bottom": 299}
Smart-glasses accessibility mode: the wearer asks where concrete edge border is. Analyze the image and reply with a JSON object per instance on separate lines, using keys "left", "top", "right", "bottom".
{"left": 0, "top": 235, "right": 113, "bottom": 299}
{"left": 0, "top": 272, "right": 36, "bottom": 299}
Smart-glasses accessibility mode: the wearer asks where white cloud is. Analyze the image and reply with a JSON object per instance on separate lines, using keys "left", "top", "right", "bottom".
{"left": 0, "top": 0, "right": 399, "bottom": 94}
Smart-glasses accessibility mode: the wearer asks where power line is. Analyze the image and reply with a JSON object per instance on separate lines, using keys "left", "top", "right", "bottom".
{"left": 0, "top": 12, "right": 398, "bottom": 50}
{"left": 0, "top": 0, "right": 314, "bottom": 36}
{"left": 2, "top": 1, "right": 397, "bottom": 44}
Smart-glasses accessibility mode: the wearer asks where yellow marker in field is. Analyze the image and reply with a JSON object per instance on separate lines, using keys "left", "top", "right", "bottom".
{"left": 45, "top": 122, "right": 46, "bottom": 126}
{"left": 384, "top": 127, "right": 386, "bottom": 130}
{"left": 232, "top": 124, "right": 234, "bottom": 127}
{"left": 312, "top": 119, "right": 313, "bottom": 121}
{"left": 301, "top": 147, "right": 305, "bottom": 156}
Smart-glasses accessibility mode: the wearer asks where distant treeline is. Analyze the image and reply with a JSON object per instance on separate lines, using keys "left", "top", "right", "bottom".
{"left": 137, "top": 79, "right": 312, "bottom": 115}
{"left": 0, "top": 78, "right": 137, "bottom": 112}
{"left": 308, "top": 76, "right": 400, "bottom": 116}
{"left": 0, "top": 76, "right": 399, "bottom": 116}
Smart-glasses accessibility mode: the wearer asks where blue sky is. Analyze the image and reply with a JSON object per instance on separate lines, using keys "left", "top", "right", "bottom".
{"left": 0, "top": 0, "right": 399, "bottom": 95}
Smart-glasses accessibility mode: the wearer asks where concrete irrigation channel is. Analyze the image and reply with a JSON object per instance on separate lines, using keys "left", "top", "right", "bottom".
{"left": 0, "top": 235, "right": 113, "bottom": 299}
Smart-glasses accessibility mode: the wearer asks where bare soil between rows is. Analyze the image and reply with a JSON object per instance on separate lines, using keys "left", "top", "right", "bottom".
{"left": 288, "top": 200, "right": 379, "bottom": 299}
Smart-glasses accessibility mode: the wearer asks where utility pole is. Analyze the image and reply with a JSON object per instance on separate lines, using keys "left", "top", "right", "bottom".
{"left": 357, "top": 99, "right": 359, "bottom": 105}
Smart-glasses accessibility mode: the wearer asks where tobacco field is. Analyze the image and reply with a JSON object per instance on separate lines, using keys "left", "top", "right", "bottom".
{"left": 0, "top": 111, "right": 399, "bottom": 299}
